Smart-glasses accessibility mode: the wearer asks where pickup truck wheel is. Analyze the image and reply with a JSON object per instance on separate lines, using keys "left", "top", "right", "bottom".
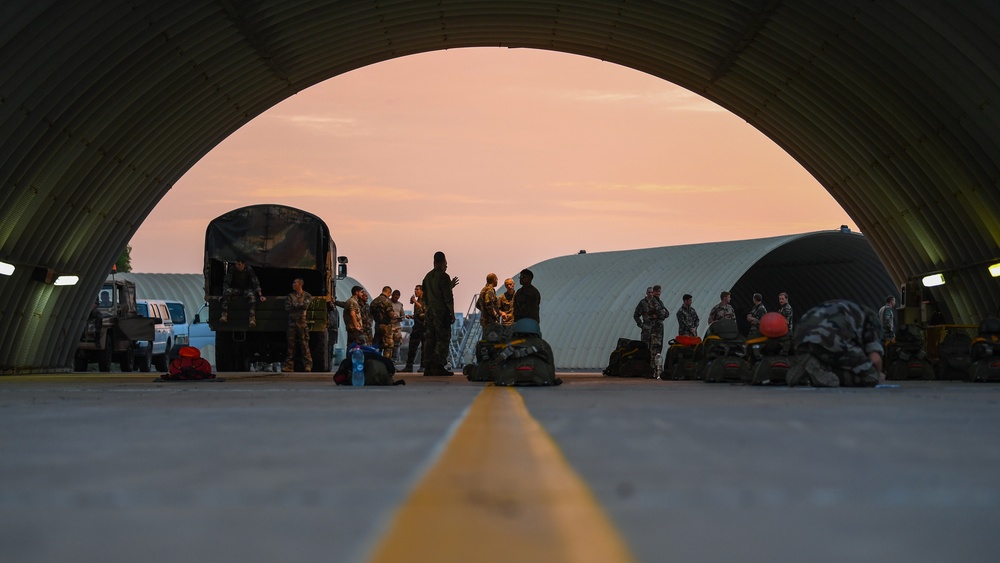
{"left": 97, "top": 333, "right": 113, "bottom": 372}
{"left": 136, "top": 343, "right": 153, "bottom": 372}
{"left": 153, "top": 338, "right": 169, "bottom": 372}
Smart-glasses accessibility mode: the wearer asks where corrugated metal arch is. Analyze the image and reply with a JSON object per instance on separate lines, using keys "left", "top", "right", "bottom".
{"left": 1, "top": 1, "right": 999, "bottom": 371}
{"left": 530, "top": 231, "right": 895, "bottom": 369}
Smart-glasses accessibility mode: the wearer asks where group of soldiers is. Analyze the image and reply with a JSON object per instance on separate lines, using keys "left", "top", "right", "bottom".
{"left": 634, "top": 288, "right": 797, "bottom": 372}
{"left": 474, "top": 269, "right": 542, "bottom": 329}
{"left": 632, "top": 287, "right": 894, "bottom": 387}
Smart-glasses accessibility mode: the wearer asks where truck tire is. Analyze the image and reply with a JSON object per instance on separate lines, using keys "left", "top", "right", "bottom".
{"left": 120, "top": 343, "right": 134, "bottom": 372}
{"left": 136, "top": 342, "right": 152, "bottom": 372}
{"left": 97, "top": 333, "right": 113, "bottom": 372}
{"left": 310, "top": 330, "right": 332, "bottom": 372}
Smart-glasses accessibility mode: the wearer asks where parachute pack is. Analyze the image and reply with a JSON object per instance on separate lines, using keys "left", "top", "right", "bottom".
{"left": 161, "top": 346, "right": 216, "bottom": 381}
{"left": 494, "top": 335, "right": 562, "bottom": 386}
{"left": 603, "top": 338, "right": 653, "bottom": 378}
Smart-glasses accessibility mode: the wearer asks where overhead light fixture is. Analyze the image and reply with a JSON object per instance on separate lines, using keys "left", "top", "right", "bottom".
{"left": 53, "top": 275, "right": 80, "bottom": 286}
{"left": 921, "top": 273, "right": 946, "bottom": 287}
{"left": 0, "top": 261, "right": 14, "bottom": 276}
{"left": 990, "top": 263, "right": 1000, "bottom": 278}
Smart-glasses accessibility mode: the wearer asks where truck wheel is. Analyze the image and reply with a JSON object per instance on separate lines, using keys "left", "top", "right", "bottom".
{"left": 120, "top": 346, "right": 134, "bottom": 372}
{"left": 153, "top": 353, "right": 168, "bottom": 372}
{"left": 310, "top": 330, "right": 331, "bottom": 372}
{"left": 136, "top": 343, "right": 153, "bottom": 372}
{"left": 97, "top": 333, "right": 113, "bottom": 372}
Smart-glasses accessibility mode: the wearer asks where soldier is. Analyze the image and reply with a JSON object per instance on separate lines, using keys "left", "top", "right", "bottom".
{"left": 343, "top": 285, "right": 365, "bottom": 346}
{"left": 370, "top": 286, "right": 395, "bottom": 359}
{"left": 401, "top": 284, "right": 426, "bottom": 372}
{"left": 477, "top": 273, "right": 501, "bottom": 327}
{"left": 359, "top": 289, "right": 373, "bottom": 344}
{"left": 633, "top": 287, "right": 653, "bottom": 329}
{"left": 778, "top": 292, "right": 794, "bottom": 333}
{"left": 421, "top": 251, "right": 457, "bottom": 376}
{"left": 390, "top": 289, "right": 404, "bottom": 362}
{"left": 708, "top": 291, "right": 736, "bottom": 325}
{"left": 513, "top": 268, "right": 541, "bottom": 323}
{"left": 220, "top": 258, "right": 266, "bottom": 327}
{"left": 281, "top": 278, "right": 312, "bottom": 372}
{"left": 634, "top": 285, "right": 670, "bottom": 371}
{"left": 786, "top": 299, "right": 884, "bottom": 387}
{"left": 497, "top": 278, "right": 516, "bottom": 327}
{"left": 878, "top": 296, "right": 897, "bottom": 342}
{"left": 676, "top": 293, "right": 700, "bottom": 337}
{"left": 746, "top": 293, "right": 766, "bottom": 334}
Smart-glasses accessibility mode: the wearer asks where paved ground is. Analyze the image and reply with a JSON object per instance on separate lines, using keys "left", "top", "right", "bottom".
{"left": 1, "top": 372, "right": 998, "bottom": 562}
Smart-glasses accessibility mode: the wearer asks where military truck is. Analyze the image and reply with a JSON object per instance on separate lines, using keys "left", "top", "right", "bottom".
{"left": 74, "top": 277, "right": 157, "bottom": 372}
{"left": 205, "top": 205, "right": 345, "bottom": 372}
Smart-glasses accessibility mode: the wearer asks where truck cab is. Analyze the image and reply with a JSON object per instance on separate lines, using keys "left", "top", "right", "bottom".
{"left": 75, "top": 277, "right": 156, "bottom": 372}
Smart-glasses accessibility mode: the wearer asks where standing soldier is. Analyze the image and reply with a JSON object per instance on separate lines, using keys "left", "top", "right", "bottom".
{"left": 370, "top": 286, "right": 394, "bottom": 359}
{"left": 676, "top": 293, "right": 700, "bottom": 337}
{"left": 343, "top": 285, "right": 366, "bottom": 345}
{"left": 746, "top": 293, "right": 767, "bottom": 334}
{"left": 390, "top": 289, "right": 405, "bottom": 362}
{"left": 513, "top": 269, "right": 541, "bottom": 323}
{"left": 634, "top": 285, "right": 670, "bottom": 372}
{"left": 878, "top": 296, "right": 897, "bottom": 342}
{"left": 360, "top": 289, "right": 374, "bottom": 345}
{"left": 220, "top": 258, "right": 266, "bottom": 327}
{"left": 401, "top": 284, "right": 426, "bottom": 372}
{"left": 778, "top": 292, "right": 794, "bottom": 333}
{"left": 787, "top": 299, "right": 884, "bottom": 387}
{"left": 497, "top": 278, "right": 516, "bottom": 328}
{"left": 708, "top": 291, "right": 736, "bottom": 325}
{"left": 421, "top": 252, "right": 457, "bottom": 376}
{"left": 477, "top": 273, "right": 501, "bottom": 327}
{"left": 282, "top": 278, "right": 313, "bottom": 372}
{"left": 633, "top": 287, "right": 653, "bottom": 330}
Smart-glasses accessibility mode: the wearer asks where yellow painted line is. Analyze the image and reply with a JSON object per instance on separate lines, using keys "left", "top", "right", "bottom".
{"left": 369, "top": 385, "right": 634, "bottom": 563}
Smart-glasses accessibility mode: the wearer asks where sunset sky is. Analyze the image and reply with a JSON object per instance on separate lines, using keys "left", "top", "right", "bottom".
{"left": 129, "top": 47, "right": 856, "bottom": 308}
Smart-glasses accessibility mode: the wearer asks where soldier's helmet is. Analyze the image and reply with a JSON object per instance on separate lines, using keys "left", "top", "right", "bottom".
{"left": 511, "top": 318, "right": 541, "bottom": 336}
{"left": 760, "top": 312, "right": 789, "bottom": 339}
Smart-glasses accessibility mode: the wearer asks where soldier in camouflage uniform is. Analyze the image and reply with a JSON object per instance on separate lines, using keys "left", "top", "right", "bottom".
{"left": 746, "top": 293, "right": 767, "bottom": 334}
{"left": 634, "top": 285, "right": 670, "bottom": 371}
{"left": 477, "top": 273, "right": 501, "bottom": 327}
{"left": 220, "top": 258, "right": 266, "bottom": 327}
{"left": 282, "top": 278, "right": 313, "bottom": 372}
{"left": 676, "top": 293, "right": 700, "bottom": 337}
{"left": 878, "top": 296, "right": 896, "bottom": 342}
{"left": 359, "top": 289, "right": 374, "bottom": 345}
{"left": 401, "top": 284, "right": 425, "bottom": 372}
{"left": 390, "top": 290, "right": 404, "bottom": 362}
{"left": 421, "top": 251, "right": 457, "bottom": 376}
{"left": 786, "top": 299, "right": 885, "bottom": 387}
{"left": 513, "top": 269, "right": 541, "bottom": 323}
{"left": 778, "top": 292, "right": 794, "bottom": 333}
{"left": 370, "top": 286, "right": 395, "bottom": 359}
{"left": 343, "top": 285, "right": 366, "bottom": 346}
{"left": 708, "top": 291, "right": 736, "bottom": 325}
{"left": 497, "top": 278, "right": 516, "bottom": 327}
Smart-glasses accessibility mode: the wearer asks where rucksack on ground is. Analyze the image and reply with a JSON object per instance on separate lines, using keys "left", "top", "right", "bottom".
{"left": 936, "top": 330, "right": 972, "bottom": 380}
{"left": 746, "top": 334, "right": 794, "bottom": 385}
{"left": 664, "top": 339, "right": 700, "bottom": 380}
{"left": 603, "top": 338, "right": 653, "bottom": 378}
{"left": 885, "top": 325, "right": 934, "bottom": 380}
{"left": 163, "top": 346, "right": 215, "bottom": 380}
{"left": 495, "top": 335, "right": 562, "bottom": 386}
{"left": 333, "top": 346, "right": 401, "bottom": 385}
{"left": 468, "top": 323, "right": 507, "bottom": 382}
{"left": 968, "top": 318, "right": 1000, "bottom": 382}
{"left": 698, "top": 332, "right": 750, "bottom": 383}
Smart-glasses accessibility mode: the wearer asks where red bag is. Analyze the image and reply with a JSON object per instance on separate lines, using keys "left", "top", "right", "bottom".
{"left": 675, "top": 335, "right": 702, "bottom": 347}
{"left": 164, "top": 347, "right": 215, "bottom": 380}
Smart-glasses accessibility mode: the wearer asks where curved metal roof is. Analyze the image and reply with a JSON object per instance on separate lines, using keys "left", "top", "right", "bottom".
{"left": 1, "top": 1, "right": 999, "bottom": 370}
{"left": 533, "top": 231, "right": 895, "bottom": 368}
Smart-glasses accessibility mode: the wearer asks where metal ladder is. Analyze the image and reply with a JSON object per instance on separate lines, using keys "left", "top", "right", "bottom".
{"left": 448, "top": 293, "right": 482, "bottom": 369}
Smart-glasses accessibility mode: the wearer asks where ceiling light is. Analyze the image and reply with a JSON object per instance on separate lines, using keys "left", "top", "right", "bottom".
{"left": 921, "top": 273, "right": 946, "bottom": 287}
{"left": 53, "top": 275, "right": 79, "bottom": 286}
{"left": 0, "top": 261, "right": 14, "bottom": 276}
{"left": 990, "top": 263, "right": 1000, "bottom": 278}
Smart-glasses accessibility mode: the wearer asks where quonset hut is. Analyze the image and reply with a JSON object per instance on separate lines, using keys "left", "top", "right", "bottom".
{"left": 526, "top": 230, "right": 896, "bottom": 369}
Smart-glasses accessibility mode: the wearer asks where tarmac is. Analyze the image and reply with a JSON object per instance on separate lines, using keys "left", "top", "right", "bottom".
{"left": 1, "top": 372, "right": 999, "bottom": 562}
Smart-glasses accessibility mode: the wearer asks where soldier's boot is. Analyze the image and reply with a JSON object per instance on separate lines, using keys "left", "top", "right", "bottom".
{"left": 249, "top": 310, "right": 256, "bottom": 328}
{"left": 787, "top": 355, "right": 840, "bottom": 387}
{"left": 219, "top": 311, "right": 228, "bottom": 323}
{"left": 303, "top": 354, "right": 312, "bottom": 372}
{"left": 400, "top": 364, "right": 414, "bottom": 373}
{"left": 281, "top": 360, "right": 294, "bottom": 373}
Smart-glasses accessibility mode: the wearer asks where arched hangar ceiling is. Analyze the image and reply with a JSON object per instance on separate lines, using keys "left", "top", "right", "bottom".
{"left": 1, "top": 1, "right": 999, "bottom": 371}
{"left": 532, "top": 231, "right": 895, "bottom": 369}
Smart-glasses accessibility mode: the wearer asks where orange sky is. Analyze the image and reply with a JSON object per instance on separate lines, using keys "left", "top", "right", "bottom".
{"left": 129, "top": 48, "right": 857, "bottom": 308}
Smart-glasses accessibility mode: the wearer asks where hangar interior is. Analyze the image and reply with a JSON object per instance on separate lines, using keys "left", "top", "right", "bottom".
{"left": 1, "top": 1, "right": 999, "bottom": 371}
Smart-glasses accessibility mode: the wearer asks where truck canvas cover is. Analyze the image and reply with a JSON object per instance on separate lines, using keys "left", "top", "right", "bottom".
{"left": 205, "top": 205, "right": 329, "bottom": 270}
